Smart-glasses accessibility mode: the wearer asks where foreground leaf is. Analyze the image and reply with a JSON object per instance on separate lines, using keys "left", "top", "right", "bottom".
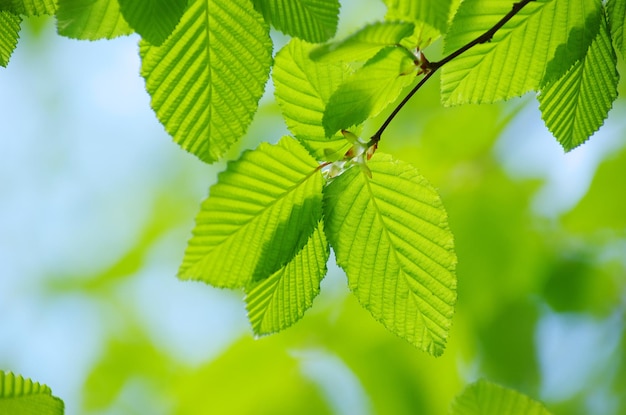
{"left": 140, "top": 0, "right": 272, "bottom": 163}
{"left": 0, "top": 10, "right": 20, "bottom": 67}
{"left": 323, "top": 46, "right": 417, "bottom": 137}
{"left": 252, "top": 0, "right": 339, "bottom": 43}
{"left": 323, "top": 153, "right": 457, "bottom": 355}
{"left": 179, "top": 137, "right": 324, "bottom": 288}
{"left": 607, "top": 0, "right": 626, "bottom": 58}
{"left": 310, "top": 21, "right": 415, "bottom": 63}
{"left": 0, "top": 371, "right": 64, "bottom": 415}
{"left": 450, "top": 380, "right": 552, "bottom": 415}
{"left": 118, "top": 0, "right": 187, "bottom": 45}
{"left": 246, "top": 221, "right": 329, "bottom": 335}
{"left": 273, "top": 39, "right": 351, "bottom": 160}
{"left": 383, "top": 0, "right": 452, "bottom": 33}
{"left": 441, "top": 0, "right": 600, "bottom": 105}
{"left": 0, "top": 0, "right": 55, "bottom": 15}
{"left": 56, "top": 0, "right": 133, "bottom": 40}
{"left": 538, "top": 12, "right": 618, "bottom": 151}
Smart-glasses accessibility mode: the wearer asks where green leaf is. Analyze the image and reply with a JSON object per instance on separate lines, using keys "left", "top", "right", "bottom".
{"left": 310, "top": 21, "right": 415, "bottom": 63}
{"left": 383, "top": 0, "right": 452, "bottom": 33}
{"left": 179, "top": 137, "right": 324, "bottom": 288}
{"left": 323, "top": 153, "right": 457, "bottom": 355}
{"left": 449, "top": 380, "right": 552, "bottom": 415}
{"left": 0, "top": 0, "right": 55, "bottom": 16}
{"left": 56, "top": 0, "right": 133, "bottom": 40}
{"left": 0, "top": 371, "right": 64, "bottom": 415}
{"left": 252, "top": 0, "right": 339, "bottom": 43}
{"left": 538, "top": 11, "right": 618, "bottom": 151}
{"left": 273, "top": 39, "right": 351, "bottom": 160}
{"left": 118, "top": 0, "right": 186, "bottom": 45}
{"left": 246, "top": 220, "right": 329, "bottom": 335}
{"left": 607, "top": 0, "right": 626, "bottom": 58}
{"left": 322, "top": 46, "right": 417, "bottom": 137}
{"left": 140, "top": 0, "right": 272, "bottom": 163}
{"left": 441, "top": 0, "right": 600, "bottom": 105}
{"left": 0, "top": 10, "right": 20, "bottom": 67}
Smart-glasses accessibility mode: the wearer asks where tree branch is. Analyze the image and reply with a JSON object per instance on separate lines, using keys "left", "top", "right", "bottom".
{"left": 369, "top": 0, "right": 536, "bottom": 147}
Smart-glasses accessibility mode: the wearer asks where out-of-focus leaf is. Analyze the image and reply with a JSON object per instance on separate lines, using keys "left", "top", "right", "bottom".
{"left": 538, "top": 13, "right": 619, "bottom": 151}
{"left": 449, "top": 379, "right": 552, "bottom": 415}
{"left": 179, "top": 137, "right": 324, "bottom": 288}
{"left": 323, "top": 46, "right": 417, "bottom": 137}
{"left": 56, "top": 0, "right": 133, "bottom": 40}
{"left": 0, "top": 0, "right": 55, "bottom": 15}
{"left": 323, "top": 153, "right": 457, "bottom": 355}
{"left": 118, "top": 0, "right": 186, "bottom": 45}
{"left": 383, "top": 0, "right": 452, "bottom": 47}
{"left": 273, "top": 39, "right": 351, "bottom": 160}
{"left": 0, "top": 10, "right": 20, "bottom": 66}
{"left": 140, "top": 0, "right": 272, "bottom": 163}
{"left": 252, "top": 0, "right": 339, "bottom": 42}
{"left": 310, "top": 21, "right": 414, "bottom": 63}
{"left": 607, "top": 0, "right": 626, "bottom": 58}
{"left": 0, "top": 371, "right": 64, "bottom": 415}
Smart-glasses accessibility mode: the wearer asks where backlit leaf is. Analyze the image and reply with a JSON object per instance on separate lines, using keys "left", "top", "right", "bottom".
{"left": 246, "top": 221, "right": 329, "bottom": 335}
{"left": 310, "top": 21, "right": 414, "bottom": 63}
{"left": 323, "top": 153, "right": 457, "bottom": 355}
{"left": 0, "top": 10, "right": 20, "bottom": 67}
{"left": 273, "top": 39, "right": 351, "bottom": 160}
{"left": 0, "top": 0, "right": 55, "bottom": 15}
{"left": 252, "top": 0, "right": 339, "bottom": 42}
{"left": 118, "top": 0, "right": 187, "bottom": 45}
{"left": 323, "top": 46, "right": 417, "bottom": 137}
{"left": 140, "top": 0, "right": 272, "bottom": 163}
{"left": 607, "top": 0, "right": 626, "bottom": 58}
{"left": 56, "top": 0, "right": 133, "bottom": 40}
{"left": 179, "top": 137, "right": 324, "bottom": 288}
{"left": 538, "top": 12, "right": 618, "bottom": 151}
{"left": 383, "top": 0, "right": 453, "bottom": 47}
{"left": 450, "top": 379, "right": 552, "bottom": 415}
{"left": 441, "top": 0, "right": 600, "bottom": 105}
{"left": 0, "top": 371, "right": 64, "bottom": 415}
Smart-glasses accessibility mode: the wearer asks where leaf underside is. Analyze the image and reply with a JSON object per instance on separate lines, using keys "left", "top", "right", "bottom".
{"left": 246, "top": 220, "right": 329, "bottom": 335}
{"left": 441, "top": 0, "right": 601, "bottom": 105}
{"left": 118, "top": 0, "right": 187, "bottom": 45}
{"left": 607, "top": 0, "right": 626, "bottom": 58}
{"left": 449, "top": 380, "right": 552, "bottom": 415}
{"left": 273, "top": 39, "right": 351, "bottom": 160}
{"left": 323, "top": 153, "right": 457, "bottom": 355}
{"left": 140, "top": 0, "right": 272, "bottom": 163}
{"left": 179, "top": 137, "right": 324, "bottom": 289}
{"left": 539, "top": 11, "right": 619, "bottom": 151}
{"left": 384, "top": 0, "right": 453, "bottom": 47}
{"left": 56, "top": 0, "right": 133, "bottom": 40}
{"left": 0, "top": 0, "right": 55, "bottom": 15}
{"left": 0, "top": 371, "right": 64, "bottom": 415}
{"left": 0, "top": 10, "right": 20, "bottom": 67}
{"left": 252, "top": 0, "right": 339, "bottom": 43}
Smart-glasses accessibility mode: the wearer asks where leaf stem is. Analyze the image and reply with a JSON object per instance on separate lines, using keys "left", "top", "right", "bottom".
{"left": 369, "top": 0, "right": 536, "bottom": 147}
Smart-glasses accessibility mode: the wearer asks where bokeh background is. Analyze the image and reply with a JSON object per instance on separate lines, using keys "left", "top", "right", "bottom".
{"left": 1, "top": 1, "right": 625, "bottom": 414}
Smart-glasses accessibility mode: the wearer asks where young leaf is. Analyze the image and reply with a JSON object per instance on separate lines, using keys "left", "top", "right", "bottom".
{"left": 179, "top": 137, "right": 324, "bottom": 288}
{"left": 0, "top": 371, "right": 64, "bottom": 415}
{"left": 0, "top": 0, "right": 55, "bottom": 16}
{"left": 310, "top": 21, "right": 415, "bottom": 63}
{"left": 118, "top": 0, "right": 187, "bottom": 45}
{"left": 538, "top": 11, "right": 619, "bottom": 151}
{"left": 323, "top": 153, "right": 457, "bottom": 355}
{"left": 273, "top": 39, "right": 351, "bottom": 160}
{"left": 246, "top": 220, "right": 329, "bottom": 335}
{"left": 0, "top": 10, "right": 20, "bottom": 67}
{"left": 252, "top": 0, "right": 339, "bottom": 43}
{"left": 140, "top": 0, "right": 272, "bottom": 163}
{"left": 449, "top": 379, "right": 552, "bottom": 415}
{"left": 607, "top": 0, "right": 626, "bottom": 58}
{"left": 441, "top": 0, "right": 600, "bottom": 106}
{"left": 56, "top": 0, "right": 133, "bottom": 40}
{"left": 322, "top": 46, "right": 417, "bottom": 137}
